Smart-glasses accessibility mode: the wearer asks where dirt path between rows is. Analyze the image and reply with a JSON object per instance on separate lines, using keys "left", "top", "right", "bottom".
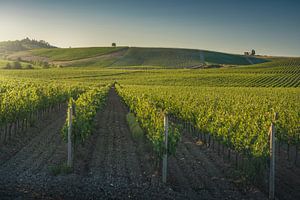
{"left": 0, "top": 89, "right": 182, "bottom": 199}
{"left": 275, "top": 145, "right": 300, "bottom": 200}
{"left": 0, "top": 105, "right": 66, "bottom": 164}
{"left": 0, "top": 89, "right": 267, "bottom": 199}
{"left": 168, "top": 133, "right": 266, "bottom": 199}
{"left": 0, "top": 106, "right": 69, "bottom": 199}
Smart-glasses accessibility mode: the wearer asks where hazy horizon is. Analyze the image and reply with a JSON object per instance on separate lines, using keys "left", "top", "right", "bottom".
{"left": 0, "top": 0, "right": 299, "bottom": 57}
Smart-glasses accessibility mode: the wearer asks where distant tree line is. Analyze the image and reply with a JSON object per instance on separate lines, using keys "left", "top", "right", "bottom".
{"left": 4, "top": 61, "right": 33, "bottom": 70}
{"left": 21, "top": 37, "right": 56, "bottom": 49}
{"left": 0, "top": 37, "right": 56, "bottom": 53}
{"left": 3, "top": 59, "right": 59, "bottom": 70}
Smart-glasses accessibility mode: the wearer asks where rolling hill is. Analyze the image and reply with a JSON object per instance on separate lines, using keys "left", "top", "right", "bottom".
{"left": 31, "top": 47, "right": 127, "bottom": 61}
{"left": 111, "top": 47, "right": 267, "bottom": 67}
{"left": 7, "top": 46, "right": 268, "bottom": 68}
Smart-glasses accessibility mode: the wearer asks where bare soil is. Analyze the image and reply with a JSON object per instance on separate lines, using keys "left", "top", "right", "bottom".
{"left": 172, "top": 126, "right": 300, "bottom": 200}
{"left": 275, "top": 143, "right": 300, "bottom": 200}
{"left": 168, "top": 133, "right": 266, "bottom": 200}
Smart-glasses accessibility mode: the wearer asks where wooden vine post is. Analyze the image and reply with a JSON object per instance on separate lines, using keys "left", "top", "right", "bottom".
{"left": 269, "top": 112, "right": 277, "bottom": 200}
{"left": 162, "top": 113, "right": 168, "bottom": 183}
{"left": 67, "top": 105, "right": 73, "bottom": 167}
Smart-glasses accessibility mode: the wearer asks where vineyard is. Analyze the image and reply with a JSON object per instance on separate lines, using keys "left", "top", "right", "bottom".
{"left": 61, "top": 86, "right": 110, "bottom": 143}
{"left": 0, "top": 81, "right": 85, "bottom": 143}
{"left": 0, "top": 53, "right": 299, "bottom": 199}
{"left": 116, "top": 85, "right": 300, "bottom": 156}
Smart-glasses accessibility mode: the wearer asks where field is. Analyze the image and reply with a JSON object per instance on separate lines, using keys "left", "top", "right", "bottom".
{"left": 0, "top": 47, "right": 299, "bottom": 199}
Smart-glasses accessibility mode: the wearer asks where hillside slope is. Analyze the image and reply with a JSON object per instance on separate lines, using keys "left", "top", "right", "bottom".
{"left": 110, "top": 47, "right": 267, "bottom": 67}
{"left": 31, "top": 47, "right": 127, "bottom": 61}
{"left": 6, "top": 46, "right": 268, "bottom": 68}
{"left": 7, "top": 47, "right": 128, "bottom": 67}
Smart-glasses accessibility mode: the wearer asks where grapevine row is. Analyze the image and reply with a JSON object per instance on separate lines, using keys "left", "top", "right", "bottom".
{"left": 116, "top": 84, "right": 180, "bottom": 157}
{"left": 0, "top": 81, "right": 85, "bottom": 142}
{"left": 116, "top": 84, "right": 300, "bottom": 158}
{"left": 61, "top": 85, "right": 110, "bottom": 144}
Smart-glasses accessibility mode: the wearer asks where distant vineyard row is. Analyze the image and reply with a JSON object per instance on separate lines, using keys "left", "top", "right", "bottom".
{"left": 116, "top": 61, "right": 300, "bottom": 88}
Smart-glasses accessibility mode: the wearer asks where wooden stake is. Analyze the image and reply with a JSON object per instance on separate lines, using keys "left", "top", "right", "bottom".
{"left": 269, "top": 122, "right": 275, "bottom": 199}
{"left": 67, "top": 106, "right": 73, "bottom": 167}
{"left": 295, "top": 144, "right": 298, "bottom": 166}
{"left": 162, "top": 114, "right": 168, "bottom": 183}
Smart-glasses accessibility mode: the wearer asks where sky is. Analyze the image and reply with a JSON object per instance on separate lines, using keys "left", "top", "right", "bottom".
{"left": 0, "top": 0, "right": 299, "bottom": 56}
